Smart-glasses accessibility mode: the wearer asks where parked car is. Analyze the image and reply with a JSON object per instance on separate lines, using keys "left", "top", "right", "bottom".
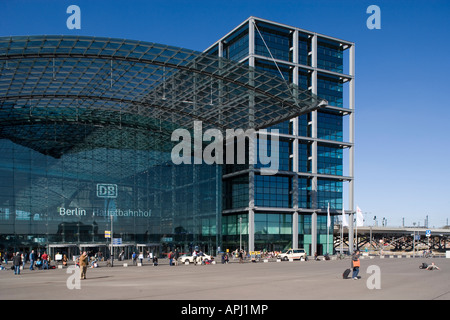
{"left": 277, "top": 249, "right": 307, "bottom": 261}
{"left": 178, "top": 253, "right": 212, "bottom": 264}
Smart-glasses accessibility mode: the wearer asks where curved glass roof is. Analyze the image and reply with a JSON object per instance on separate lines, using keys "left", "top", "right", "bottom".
{"left": 0, "top": 35, "right": 326, "bottom": 157}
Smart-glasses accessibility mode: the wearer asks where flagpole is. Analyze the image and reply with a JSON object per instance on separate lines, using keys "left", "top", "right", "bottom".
{"left": 327, "top": 202, "right": 330, "bottom": 255}
{"left": 355, "top": 209, "right": 357, "bottom": 252}
{"left": 355, "top": 206, "right": 363, "bottom": 252}
{"left": 341, "top": 200, "right": 344, "bottom": 256}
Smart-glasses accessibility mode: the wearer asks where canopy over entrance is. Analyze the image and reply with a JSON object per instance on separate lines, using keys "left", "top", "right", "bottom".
{"left": 0, "top": 35, "right": 326, "bottom": 158}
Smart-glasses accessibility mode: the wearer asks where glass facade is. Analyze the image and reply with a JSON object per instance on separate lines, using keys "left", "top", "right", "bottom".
{"left": 255, "top": 175, "right": 292, "bottom": 208}
{"left": 317, "top": 38, "right": 344, "bottom": 73}
{"left": 0, "top": 34, "right": 322, "bottom": 259}
{"left": 254, "top": 213, "right": 292, "bottom": 251}
{"left": 318, "top": 73, "right": 344, "bottom": 108}
{"left": 222, "top": 24, "right": 250, "bottom": 62}
{"left": 0, "top": 18, "right": 354, "bottom": 258}
{"left": 255, "top": 22, "right": 291, "bottom": 62}
{"left": 207, "top": 18, "right": 354, "bottom": 255}
{"left": 0, "top": 130, "right": 221, "bottom": 258}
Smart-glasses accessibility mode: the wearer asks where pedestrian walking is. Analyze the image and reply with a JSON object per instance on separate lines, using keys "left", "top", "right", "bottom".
{"left": 21, "top": 253, "right": 26, "bottom": 268}
{"left": 351, "top": 250, "right": 361, "bottom": 280}
{"left": 13, "top": 252, "right": 22, "bottom": 275}
{"left": 42, "top": 251, "right": 49, "bottom": 270}
{"left": 132, "top": 252, "right": 137, "bottom": 265}
{"left": 79, "top": 251, "right": 88, "bottom": 280}
{"left": 173, "top": 249, "right": 179, "bottom": 266}
{"left": 168, "top": 251, "right": 173, "bottom": 266}
{"left": 29, "top": 250, "right": 36, "bottom": 270}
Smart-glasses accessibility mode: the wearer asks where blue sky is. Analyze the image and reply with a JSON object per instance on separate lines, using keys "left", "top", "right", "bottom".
{"left": 1, "top": 0, "right": 449, "bottom": 227}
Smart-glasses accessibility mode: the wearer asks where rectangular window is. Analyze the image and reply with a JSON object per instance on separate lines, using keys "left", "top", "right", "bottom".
{"left": 317, "top": 37, "right": 343, "bottom": 73}
{"left": 298, "top": 32, "right": 311, "bottom": 66}
{"left": 255, "top": 213, "right": 292, "bottom": 235}
{"left": 255, "top": 137, "right": 290, "bottom": 172}
{"left": 317, "top": 110, "right": 343, "bottom": 141}
{"left": 223, "top": 175, "right": 249, "bottom": 210}
{"left": 317, "top": 73, "right": 343, "bottom": 108}
{"left": 254, "top": 22, "right": 291, "bottom": 62}
{"left": 255, "top": 175, "right": 291, "bottom": 208}
{"left": 317, "top": 145, "right": 343, "bottom": 176}
{"left": 317, "top": 178, "right": 343, "bottom": 210}
{"left": 223, "top": 24, "right": 249, "bottom": 62}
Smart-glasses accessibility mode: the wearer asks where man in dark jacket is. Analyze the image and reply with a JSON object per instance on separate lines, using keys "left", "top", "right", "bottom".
{"left": 29, "top": 250, "right": 36, "bottom": 270}
{"left": 13, "top": 252, "right": 22, "bottom": 275}
{"left": 79, "top": 251, "right": 88, "bottom": 280}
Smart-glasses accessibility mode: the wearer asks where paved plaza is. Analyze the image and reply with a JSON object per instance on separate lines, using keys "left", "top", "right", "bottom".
{"left": 1, "top": 256, "right": 449, "bottom": 301}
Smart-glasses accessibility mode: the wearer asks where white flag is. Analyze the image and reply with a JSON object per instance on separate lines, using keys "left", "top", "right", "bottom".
{"left": 327, "top": 202, "right": 331, "bottom": 228}
{"left": 342, "top": 203, "right": 348, "bottom": 227}
{"left": 356, "top": 206, "right": 364, "bottom": 227}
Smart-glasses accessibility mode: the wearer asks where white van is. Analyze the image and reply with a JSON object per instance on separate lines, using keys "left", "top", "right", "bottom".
{"left": 277, "top": 249, "right": 307, "bottom": 261}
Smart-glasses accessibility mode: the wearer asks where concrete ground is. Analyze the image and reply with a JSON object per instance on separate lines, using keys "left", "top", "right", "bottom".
{"left": 1, "top": 256, "right": 449, "bottom": 300}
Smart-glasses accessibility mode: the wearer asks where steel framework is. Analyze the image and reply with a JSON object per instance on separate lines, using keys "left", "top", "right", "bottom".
{"left": 0, "top": 35, "right": 326, "bottom": 158}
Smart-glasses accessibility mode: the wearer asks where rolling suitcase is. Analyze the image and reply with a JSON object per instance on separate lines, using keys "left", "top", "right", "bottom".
{"left": 343, "top": 268, "right": 351, "bottom": 279}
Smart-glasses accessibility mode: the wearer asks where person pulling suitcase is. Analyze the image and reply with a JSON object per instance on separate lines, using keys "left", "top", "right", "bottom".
{"left": 351, "top": 250, "right": 361, "bottom": 280}
{"left": 342, "top": 250, "right": 361, "bottom": 279}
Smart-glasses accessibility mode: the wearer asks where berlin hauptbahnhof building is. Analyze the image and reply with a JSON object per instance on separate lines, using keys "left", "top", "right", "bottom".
{"left": 0, "top": 17, "right": 355, "bottom": 259}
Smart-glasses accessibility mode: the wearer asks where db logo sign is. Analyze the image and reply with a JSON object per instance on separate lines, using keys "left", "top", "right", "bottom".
{"left": 96, "top": 184, "right": 118, "bottom": 198}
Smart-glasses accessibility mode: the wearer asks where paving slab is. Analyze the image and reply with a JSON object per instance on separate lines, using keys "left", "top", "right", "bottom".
{"left": 1, "top": 257, "right": 449, "bottom": 300}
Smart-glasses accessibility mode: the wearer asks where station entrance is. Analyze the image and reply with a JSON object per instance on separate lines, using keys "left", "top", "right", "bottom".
{"left": 136, "top": 243, "right": 161, "bottom": 259}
